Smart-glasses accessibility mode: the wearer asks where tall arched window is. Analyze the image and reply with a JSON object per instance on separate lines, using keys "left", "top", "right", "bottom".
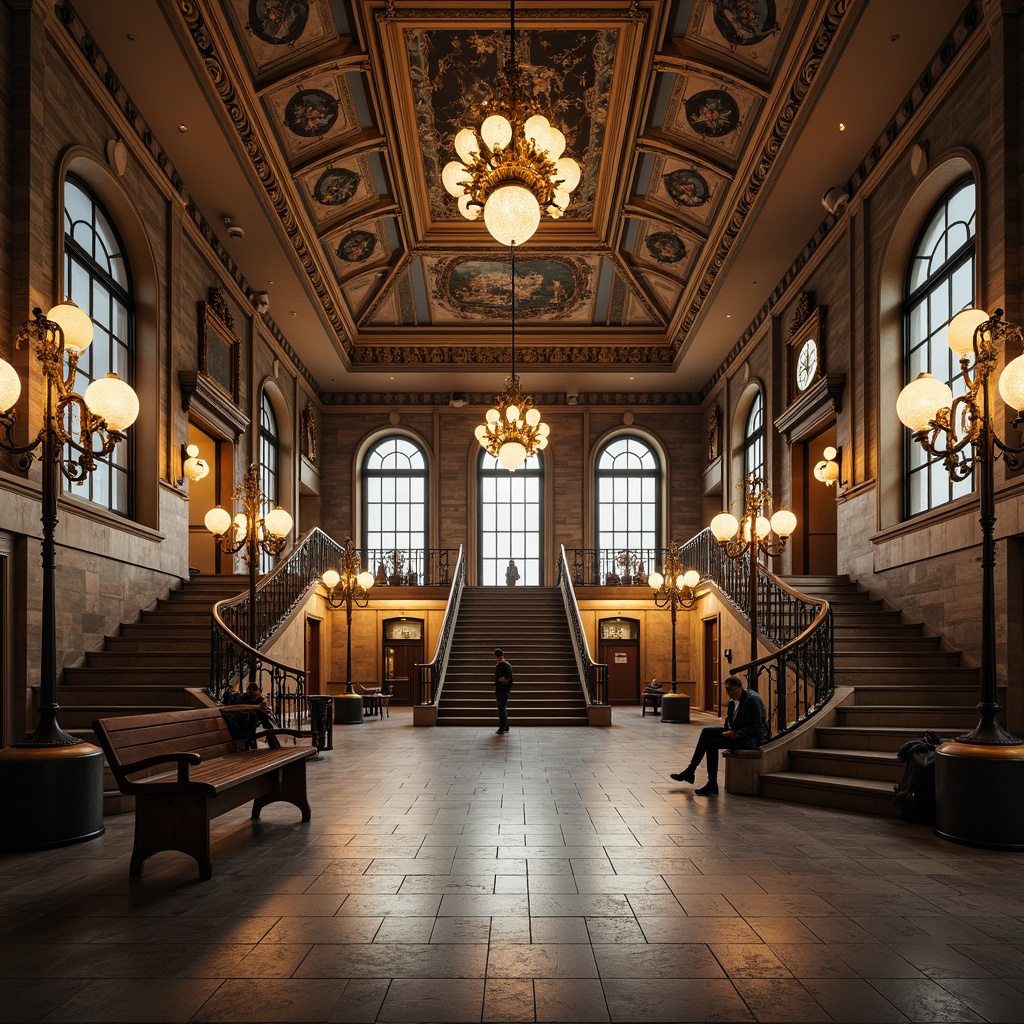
{"left": 479, "top": 453, "right": 543, "bottom": 585}
{"left": 743, "top": 390, "right": 765, "bottom": 481}
{"left": 259, "top": 391, "right": 280, "bottom": 573}
{"left": 595, "top": 435, "right": 660, "bottom": 559}
{"left": 62, "top": 174, "right": 134, "bottom": 515}
{"left": 362, "top": 436, "right": 428, "bottom": 573}
{"left": 904, "top": 176, "right": 976, "bottom": 515}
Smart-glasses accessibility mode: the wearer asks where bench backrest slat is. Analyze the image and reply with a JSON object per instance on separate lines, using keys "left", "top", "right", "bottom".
{"left": 95, "top": 708, "right": 238, "bottom": 781}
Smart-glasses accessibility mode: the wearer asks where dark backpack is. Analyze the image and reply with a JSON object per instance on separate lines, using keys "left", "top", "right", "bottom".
{"left": 893, "top": 732, "right": 941, "bottom": 823}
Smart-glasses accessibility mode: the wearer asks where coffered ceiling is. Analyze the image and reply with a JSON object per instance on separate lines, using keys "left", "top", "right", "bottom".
{"left": 67, "top": 0, "right": 969, "bottom": 397}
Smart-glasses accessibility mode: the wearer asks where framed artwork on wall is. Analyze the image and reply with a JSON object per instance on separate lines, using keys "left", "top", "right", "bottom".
{"left": 198, "top": 288, "right": 240, "bottom": 404}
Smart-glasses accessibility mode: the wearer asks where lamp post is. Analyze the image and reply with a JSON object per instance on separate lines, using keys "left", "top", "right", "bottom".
{"left": 0, "top": 302, "right": 139, "bottom": 848}
{"left": 709, "top": 474, "right": 797, "bottom": 691}
{"left": 896, "top": 306, "right": 1024, "bottom": 849}
{"left": 204, "top": 464, "right": 293, "bottom": 685}
{"left": 321, "top": 538, "right": 374, "bottom": 724}
{"left": 647, "top": 543, "right": 702, "bottom": 692}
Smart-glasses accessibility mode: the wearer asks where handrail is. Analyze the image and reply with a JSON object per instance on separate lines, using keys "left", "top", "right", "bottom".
{"left": 677, "top": 528, "right": 834, "bottom": 738}
{"left": 557, "top": 545, "right": 608, "bottom": 705}
{"left": 417, "top": 546, "right": 466, "bottom": 704}
{"left": 211, "top": 527, "right": 345, "bottom": 726}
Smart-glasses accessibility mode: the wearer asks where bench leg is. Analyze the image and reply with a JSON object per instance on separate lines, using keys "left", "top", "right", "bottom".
{"left": 132, "top": 794, "right": 213, "bottom": 880}
{"left": 251, "top": 761, "right": 312, "bottom": 822}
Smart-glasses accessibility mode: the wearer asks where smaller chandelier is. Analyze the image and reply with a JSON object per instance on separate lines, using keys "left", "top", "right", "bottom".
{"left": 474, "top": 245, "right": 550, "bottom": 472}
{"left": 442, "top": 0, "right": 581, "bottom": 247}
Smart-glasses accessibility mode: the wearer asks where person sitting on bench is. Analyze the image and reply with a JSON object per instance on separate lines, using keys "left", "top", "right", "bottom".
{"left": 224, "top": 682, "right": 281, "bottom": 749}
{"left": 669, "top": 675, "right": 768, "bottom": 795}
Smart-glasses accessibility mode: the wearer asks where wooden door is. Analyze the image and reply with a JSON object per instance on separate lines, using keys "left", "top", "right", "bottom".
{"left": 600, "top": 642, "right": 640, "bottom": 704}
{"left": 383, "top": 642, "right": 421, "bottom": 705}
{"left": 305, "top": 617, "right": 321, "bottom": 695}
{"left": 703, "top": 617, "right": 720, "bottom": 713}
{"left": 798, "top": 425, "right": 838, "bottom": 575}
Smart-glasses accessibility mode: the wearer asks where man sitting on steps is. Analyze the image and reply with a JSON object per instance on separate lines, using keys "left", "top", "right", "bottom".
{"left": 670, "top": 675, "right": 768, "bottom": 794}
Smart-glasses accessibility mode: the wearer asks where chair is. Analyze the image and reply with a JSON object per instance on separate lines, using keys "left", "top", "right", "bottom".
{"left": 354, "top": 683, "right": 391, "bottom": 719}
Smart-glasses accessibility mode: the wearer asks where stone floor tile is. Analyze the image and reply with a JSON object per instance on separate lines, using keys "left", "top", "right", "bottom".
{"left": 592, "top": 942, "right": 724, "bottom": 979}
{"left": 800, "top": 977, "right": 910, "bottom": 1022}
{"left": 534, "top": 977, "right": 610, "bottom": 1022}
{"left": 584, "top": 916, "right": 647, "bottom": 944}
{"left": 934, "top": 978, "right": 1024, "bottom": 1023}
{"left": 600, "top": 977, "right": 752, "bottom": 1022}
{"left": 710, "top": 942, "right": 792, "bottom": 978}
{"left": 867, "top": 977, "right": 985, "bottom": 1021}
{"left": 529, "top": 916, "right": 590, "bottom": 943}
{"left": 486, "top": 942, "right": 599, "bottom": 978}
{"left": 482, "top": 978, "right": 535, "bottom": 1022}
{"left": 42, "top": 978, "right": 221, "bottom": 1022}
{"left": 731, "top": 978, "right": 830, "bottom": 1022}
{"left": 639, "top": 915, "right": 759, "bottom": 944}
{"left": 377, "top": 978, "right": 485, "bottom": 1022}
{"left": 193, "top": 978, "right": 349, "bottom": 1022}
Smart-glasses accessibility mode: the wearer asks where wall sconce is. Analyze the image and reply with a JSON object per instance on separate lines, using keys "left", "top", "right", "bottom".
{"left": 813, "top": 445, "right": 843, "bottom": 487}
{"left": 181, "top": 442, "right": 209, "bottom": 483}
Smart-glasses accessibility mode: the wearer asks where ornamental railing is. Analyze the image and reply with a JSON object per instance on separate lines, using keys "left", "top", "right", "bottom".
{"left": 211, "top": 527, "right": 345, "bottom": 726}
{"left": 558, "top": 545, "right": 608, "bottom": 705}
{"left": 364, "top": 547, "right": 457, "bottom": 587}
{"left": 566, "top": 547, "right": 660, "bottom": 587}
{"left": 417, "top": 546, "right": 466, "bottom": 705}
{"left": 678, "top": 528, "right": 834, "bottom": 738}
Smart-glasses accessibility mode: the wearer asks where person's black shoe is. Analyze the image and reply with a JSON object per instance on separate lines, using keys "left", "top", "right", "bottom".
{"left": 496, "top": 728, "right": 505, "bottom": 734}
{"left": 695, "top": 781, "right": 719, "bottom": 795}
{"left": 670, "top": 767, "right": 695, "bottom": 784}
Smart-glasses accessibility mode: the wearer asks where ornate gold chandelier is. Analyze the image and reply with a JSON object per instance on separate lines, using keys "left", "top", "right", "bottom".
{"left": 442, "top": 0, "right": 581, "bottom": 247}
{"left": 474, "top": 245, "right": 550, "bottom": 471}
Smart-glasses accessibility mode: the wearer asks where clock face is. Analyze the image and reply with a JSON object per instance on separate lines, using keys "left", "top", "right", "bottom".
{"left": 796, "top": 337, "right": 818, "bottom": 391}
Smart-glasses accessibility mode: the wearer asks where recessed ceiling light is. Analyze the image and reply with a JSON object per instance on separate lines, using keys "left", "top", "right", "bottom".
{"left": 178, "top": 124, "right": 188, "bottom": 133}
{"left": 839, "top": 122, "right": 846, "bottom": 132}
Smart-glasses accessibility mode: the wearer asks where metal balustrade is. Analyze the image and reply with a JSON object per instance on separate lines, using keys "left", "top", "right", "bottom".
{"left": 211, "top": 527, "right": 345, "bottom": 726}
{"left": 364, "top": 548, "right": 457, "bottom": 587}
{"left": 558, "top": 546, "right": 608, "bottom": 705}
{"left": 417, "top": 547, "right": 466, "bottom": 704}
{"left": 564, "top": 531, "right": 833, "bottom": 737}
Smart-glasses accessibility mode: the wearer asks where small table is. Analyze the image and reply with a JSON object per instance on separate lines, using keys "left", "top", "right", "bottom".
{"left": 361, "top": 690, "right": 383, "bottom": 719}
{"left": 642, "top": 690, "right": 665, "bottom": 717}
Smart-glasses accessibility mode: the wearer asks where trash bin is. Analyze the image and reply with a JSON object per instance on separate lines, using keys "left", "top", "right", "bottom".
{"left": 306, "top": 695, "right": 334, "bottom": 752}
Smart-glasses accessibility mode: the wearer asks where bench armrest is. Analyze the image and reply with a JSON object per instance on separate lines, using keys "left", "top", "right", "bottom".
{"left": 118, "top": 751, "right": 202, "bottom": 783}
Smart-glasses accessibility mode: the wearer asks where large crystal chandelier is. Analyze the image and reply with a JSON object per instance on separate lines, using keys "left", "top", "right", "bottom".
{"left": 441, "top": 0, "right": 582, "bottom": 248}
{"left": 474, "top": 245, "right": 551, "bottom": 471}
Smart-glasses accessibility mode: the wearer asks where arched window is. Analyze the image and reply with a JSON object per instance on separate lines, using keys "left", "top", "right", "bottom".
{"left": 904, "top": 176, "right": 976, "bottom": 515}
{"left": 595, "top": 435, "right": 660, "bottom": 560}
{"left": 259, "top": 390, "right": 280, "bottom": 573}
{"left": 479, "top": 452, "right": 543, "bottom": 585}
{"left": 743, "top": 390, "right": 765, "bottom": 481}
{"left": 362, "top": 436, "right": 428, "bottom": 575}
{"left": 62, "top": 174, "right": 134, "bottom": 515}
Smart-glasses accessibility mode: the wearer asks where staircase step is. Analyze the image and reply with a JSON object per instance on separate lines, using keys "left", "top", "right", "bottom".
{"left": 64, "top": 665, "right": 211, "bottom": 686}
{"left": 833, "top": 666, "right": 977, "bottom": 685}
{"left": 787, "top": 747, "right": 903, "bottom": 782}
{"left": 833, "top": 649, "right": 961, "bottom": 665}
{"left": 852, "top": 685, "right": 986, "bottom": 705}
{"left": 759, "top": 771, "right": 900, "bottom": 817}
{"left": 83, "top": 651, "right": 210, "bottom": 668}
{"left": 816, "top": 725, "right": 962, "bottom": 751}
{"left": 836, "top": 705, "right": 979, "bottom": 729}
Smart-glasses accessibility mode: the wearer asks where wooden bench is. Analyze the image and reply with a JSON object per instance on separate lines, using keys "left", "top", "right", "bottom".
{"left": 93, "top": 707, "right": 315, "bottom": 880}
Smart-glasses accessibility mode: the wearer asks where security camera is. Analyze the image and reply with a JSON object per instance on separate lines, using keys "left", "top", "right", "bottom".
{"left": 254, "top": 291, "right": 270, "bottom": 314}
{"left": 821, "top": 186, "right": 850, "bottom": 216}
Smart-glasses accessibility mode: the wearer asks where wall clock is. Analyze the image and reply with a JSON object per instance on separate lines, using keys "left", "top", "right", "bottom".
{"left": 788, "top": 307, "right": 824, "bottom": 403}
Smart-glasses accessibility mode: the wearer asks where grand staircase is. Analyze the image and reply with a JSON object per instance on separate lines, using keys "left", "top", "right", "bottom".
{"left": 757, "top": 574, "right": 989, "bottom": 815}
{"left": 437, "top": 586, "right": 588, "bottom": 726}
{"left": 54, "top": 574, "right": 249, "bottom": 739}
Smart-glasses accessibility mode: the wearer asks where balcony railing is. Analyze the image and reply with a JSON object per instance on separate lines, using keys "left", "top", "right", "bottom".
{"left": 417, "top": 547, "right": 465, "bottom": 704}
{"left": 364, "top": 548, "right": 457, "bottom": 587}
{"left": 211, "top": 527, "right": 345, "bottom": 725}
{"left": 566, "top": 547, "right": 662, "bottom": 587}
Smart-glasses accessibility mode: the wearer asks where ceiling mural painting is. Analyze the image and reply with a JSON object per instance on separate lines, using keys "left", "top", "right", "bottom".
{"left": 689, "top": 0, "right": 799, "bottom": 74}
{"left": 226, "top": 0, "right": 337, "bottom": 74}
{"left": 297, "top": 156, "right": 379, "bottom": 227}
{"left": 406, "top": 26, "right": 616, "bottom": 223}
{"left": 264, "top": 68, "right": 362, "bottom": 159}
{"left": 647, "top": 156, "right": 730, "bottom": 227}
{"left": 661, "top": 69, "right": 762, "bottom": 160}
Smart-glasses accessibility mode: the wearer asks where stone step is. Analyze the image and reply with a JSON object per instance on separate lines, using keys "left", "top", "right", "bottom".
{"left": 836, "top": 705, "right": 979, "bottom": 729}
{"left": 816, "top": 725, "right": 958, "bottom": 751}
{"left": 852, "top": 685, "right": 986, "bottom": 705}
{"left": 50, "top": 683, "right": 197, "bottom": 704}
{"left": 59, "top": 703, "right": 194, "bottom": 728}
{"left": 758, "top": 771, "right": 900, "bottom": 817}
{"left": 832, "top": 648, "right": 961, "bottom": 666}
{"left": 833, "top": 665, "right": 977, "bottom": 685}
{"left": 787, "top": 747, "right": 904, "bottom": 783}
{"left": 82, "top": 650, "right": 211, "bottom": 669}
{"left": 137, "top": 609, "right": 216, "bottom": 626}
{"left": 834, "top": 636, "right": 941, "bottom": 653}
{"left": 436, "top": 714, "right": 588, "bottom": 727}
{"left": 63, "top": 665, "right": 211, "bottom": 686}
{"left": 102, "top": 636, "right": 211, "bottom": 653}
{"left": 833, "top": 623, "right": 925, "bottom": 638}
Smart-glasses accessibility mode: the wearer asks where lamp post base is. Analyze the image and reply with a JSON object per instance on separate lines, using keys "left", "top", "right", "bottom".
{"left": 660, "top": 693, "right": 690, "bottom": 723}
{"left": 0, "top": 741, "right": 105, "bottom": 849}
{"left": 333, "top": 693, "right": 365, "bottom": 725}
{"left": 934, "top": 741, "right": 1024, "bottom": 850}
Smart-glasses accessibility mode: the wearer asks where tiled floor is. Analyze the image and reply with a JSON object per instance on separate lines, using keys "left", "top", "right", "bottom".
{"left": 2, "top": 708, "right": 1023, "bottom": 1023}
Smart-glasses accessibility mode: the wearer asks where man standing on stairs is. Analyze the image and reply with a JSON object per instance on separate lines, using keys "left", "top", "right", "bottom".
{"left": 494, "top": 648, "right": 514, "bottom": 734}
{"left": 670, "top": 675, "right": 768, "bottom": 794}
